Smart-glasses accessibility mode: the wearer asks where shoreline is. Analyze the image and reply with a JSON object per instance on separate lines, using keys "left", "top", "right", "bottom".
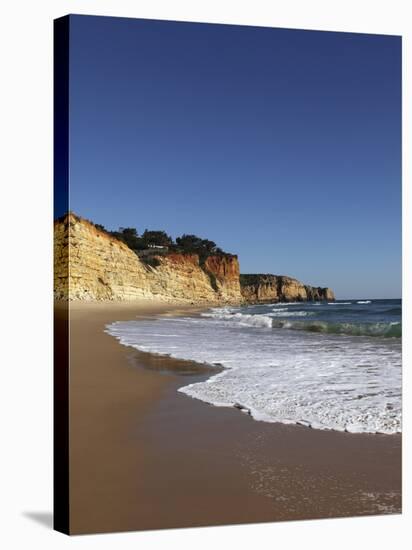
{"left": 59, "top": 300, "right": 401, "bottom": 534}
{"left": 105, "top": 300, "right": 401, "bottom": 435}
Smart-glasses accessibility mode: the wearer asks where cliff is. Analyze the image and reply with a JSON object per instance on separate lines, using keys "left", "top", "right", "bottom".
{"left": 240, "top": 274, "right": 335, "bottom": 303}
{"left": 54, "top": 213, "right": 242, "bottom": 304}
{"left": 54, "top": 213, "right": 335, "bottom": 305}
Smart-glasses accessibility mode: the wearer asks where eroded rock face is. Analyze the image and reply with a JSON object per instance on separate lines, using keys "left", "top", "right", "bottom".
{"left": 240, "top": 274, "right": 335, "bottom": 304}
{"left": 54, "top": 213, "right": 243, "bottom": 304}
{"left": 240, "top": 274, "right": 279, "bottom": 303}
{"left": 279, "top": 276, "right": 308, "bottom": 301}
{"left": 54, "top": 213, "right": 335, "bottom": 305}
{"left": 305, "top": 285, "right": 335, "bottom": 302}
{"left": 203, "top": 254, "right": 241, "bottom": 302}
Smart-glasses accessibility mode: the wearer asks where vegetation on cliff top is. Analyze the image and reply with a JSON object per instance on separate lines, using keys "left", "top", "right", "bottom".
{"left": 62, "top": 212, "right": 232, "bottom": 260}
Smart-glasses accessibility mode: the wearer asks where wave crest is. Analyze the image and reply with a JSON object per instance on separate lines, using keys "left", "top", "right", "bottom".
{"left": 202, "top": 311, "right": 401, "bottom": 337}
{"left": 202, "top": 311, "right": 273, "bottom": 328}
{"left": 273, "top": 319, "right": 401, "bottom": 338}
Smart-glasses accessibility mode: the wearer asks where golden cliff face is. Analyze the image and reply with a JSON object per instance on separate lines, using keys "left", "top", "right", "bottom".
{"left": 279, "top": 276, "right": 308, "bottom": 301}
{"left": 203, "top": 254, "right": 241, "bottom": 302}
{"left": 240, "top": 274, "right": 335, "bottom": 303}
{"left": 240, "top": 275, "right": 279, "bottom": 303}
{"left": 54, "top": 213, "right": 243, "bottom": 304}
{"left": 54, "top": 213, "right": 335, "bottom": 304}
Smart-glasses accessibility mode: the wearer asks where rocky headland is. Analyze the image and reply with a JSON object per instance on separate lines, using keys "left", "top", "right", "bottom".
{"left": 240, "top": 274, "right": 335, "bottom": 304}
{"left": 54, "top": 213, "right": 335, "bottom": 304}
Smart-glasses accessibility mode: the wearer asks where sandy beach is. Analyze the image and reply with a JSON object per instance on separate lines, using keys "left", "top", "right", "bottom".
{"left": 56, "top": 301, "right": 401, "bottom": 535}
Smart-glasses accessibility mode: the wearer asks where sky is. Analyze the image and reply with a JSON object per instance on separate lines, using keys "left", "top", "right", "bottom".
{"left": 64, "top": 15, "right": 401, "bottom": 299}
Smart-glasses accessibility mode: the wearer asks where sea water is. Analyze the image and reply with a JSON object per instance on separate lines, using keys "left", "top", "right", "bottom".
{"left": 106, "top": 299, "right": 401, "bottom": 434}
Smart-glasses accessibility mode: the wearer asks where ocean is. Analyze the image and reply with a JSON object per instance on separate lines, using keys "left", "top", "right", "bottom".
{"left": 106, "top": 299, "right": 401, "bottom": 434}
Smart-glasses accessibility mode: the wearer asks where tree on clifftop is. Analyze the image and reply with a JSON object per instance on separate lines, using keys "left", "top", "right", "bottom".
{"left": 111, "top": 227, "right": 144, "bottom": 251}
{"left": 141, "top": 230, "right": 173, "bottom": 248}
{"left": 90, "top": 217, "right": 226, "bottom": 257}
{"left": 175, "top": 234, "right": 224, "bottom": 256}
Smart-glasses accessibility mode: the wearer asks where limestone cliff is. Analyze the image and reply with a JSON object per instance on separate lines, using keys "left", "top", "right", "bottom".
{"left": 54, "top": 213, "right": 242, "bottom": 304}
{"left": 54, "top": 213, "right": 335, "bottom": 304}
{"left": 240, "top": 274, "right": 335, "bottom": 304}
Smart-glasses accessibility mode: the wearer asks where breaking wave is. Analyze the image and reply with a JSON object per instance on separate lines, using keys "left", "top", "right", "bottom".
{"left": 202, "top": 310, "right": 273, "bottom": 328}
{"left": 106, "top": 306, "right": 402, "bottom": 434}
{"left": 272, "top": 320, "right": 401, "bottom": 338}
{"left": 201, "top": 311, "right": 401, "bottom": 338}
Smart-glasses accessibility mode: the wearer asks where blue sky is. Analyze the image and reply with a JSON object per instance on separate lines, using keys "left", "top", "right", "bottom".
{"left": 65, "top": 15, "right": 401, "bottom": 299}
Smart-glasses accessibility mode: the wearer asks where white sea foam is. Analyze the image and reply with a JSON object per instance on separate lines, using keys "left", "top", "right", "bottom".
{"left": 202, "top": 311, "right": 273, "bottom": 328}
{"left": 269, "top": 310, "right": 313, "bottom": 317}
{"left": 328, "top": 302, "right": 352, "bottom": 305}
{"left": 204, "top": 308, "right": 312, "bottom": 322}
{"left": 272, "top": 301, "right": 305, "bottom": 306}
{"left": 357, "top": 300, "right": 372, "bottom": 304}
{"left": 106, "top": 310, "right": 402, "bottom": 434}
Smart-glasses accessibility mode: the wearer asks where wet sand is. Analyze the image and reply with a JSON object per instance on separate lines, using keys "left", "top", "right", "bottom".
{"left": 59, "top": 301, "right": 401, "bottom": 535}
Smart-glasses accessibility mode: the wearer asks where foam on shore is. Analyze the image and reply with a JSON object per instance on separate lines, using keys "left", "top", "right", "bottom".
{"left": 106, "top": 303, "right": 401, "bottom": 434}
